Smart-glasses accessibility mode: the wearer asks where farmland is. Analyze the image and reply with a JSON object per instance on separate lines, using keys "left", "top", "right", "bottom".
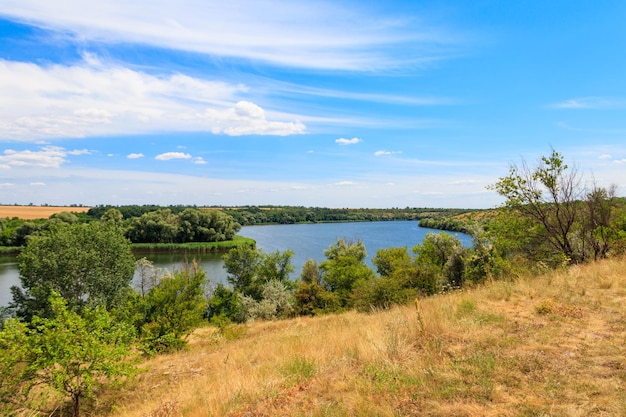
{"left": 0, "top": 205, "right": 90, "bottom": 220}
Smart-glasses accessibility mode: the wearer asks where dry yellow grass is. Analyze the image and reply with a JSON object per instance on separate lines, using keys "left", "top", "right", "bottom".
{"left": 99, "top": 256, "right": 626, "bottom": 417}
{"left": 0, "top": 205, "right": 90, "bottom": 220}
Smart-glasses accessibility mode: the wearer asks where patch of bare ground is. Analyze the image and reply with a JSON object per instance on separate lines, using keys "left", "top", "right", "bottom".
{"left": 102, "top": 256, "right": 626, "bottom": 417}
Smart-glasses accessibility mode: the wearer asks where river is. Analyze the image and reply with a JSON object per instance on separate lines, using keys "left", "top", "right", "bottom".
{"left": 0, "top": 221, "right": 470, "bottom": 307}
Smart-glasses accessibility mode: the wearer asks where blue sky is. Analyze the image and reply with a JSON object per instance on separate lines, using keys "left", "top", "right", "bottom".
{"left": 0, "top": 1, "right": 625, "bottom": 208}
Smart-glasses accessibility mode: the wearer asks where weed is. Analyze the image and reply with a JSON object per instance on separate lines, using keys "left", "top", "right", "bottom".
{"left": 456, "top": 298, "right": 477, "bottom": 317}
{"left": 280, "top": 355, "right": 317, "bottom": 384}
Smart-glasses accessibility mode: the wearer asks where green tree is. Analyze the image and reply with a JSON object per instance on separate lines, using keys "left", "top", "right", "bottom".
{"left": 413, "top": 233, "right": 466, "bottom": 290}
{"left": 49, "top": 211, "right": 79, "bottom": 224}
{"left": 372, "top": 247, "right": 412, "bottom": 278}
{"left": 293, "top": 281, "right": 341, "bottom": 316}
{"left": 0, "top": 293, "right": 135, "bottom": 417}
{"left": 223, "top": 245, "right": 260, "bottom": 298}
{"left": 223, "top": 246, "right": 294, "bottom": 301}
{"left": 350, "top": 276, "right": 415, "bottom": 312}
{"left": 126, "top": 208, "right": 178, "bottom": 243}
{"left": 139, "top": 262, "right": 207, "bottom": 353}
{"left": 240, "top": 280, "right": 294, "bottom": 321}
{"left": 320, "top": 239, "right": 375, "bottom": 305}
{"left": 207, "top": 283, "right": 245, "bottom": 324}
{"left": 11, "top": 222, "right": 136, "bottom": 321}
{"left": 490, "top": 150, "right": 622, "bottom": 265}
{"left": 300, "top": 258, "right": 322, "bottom": 285}
{"left": 101, "top": 207, "right": 124, "bottom": 227}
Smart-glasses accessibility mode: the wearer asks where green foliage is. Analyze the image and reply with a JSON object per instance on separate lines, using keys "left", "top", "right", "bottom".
{"left": 320, "top": 239, "right": 376, "bottom": 305}
{"left": 414, "top": 233, "right": 467, "bottom": 291}
{"left": 125, "top": 208, "right": 241, "bottom": 244}
{"left": 489, "top": 150, "right": 624, "bottom": 266}
{"left": 223, "top": 245, "right": 262, "bottom": 297}
{"left": 207, "top": 283, "right": 245, "bottom": 324}
{"left": 372, "top": 247, "right": 412, "bottom": 278}
{"left": 293, "top": 281, "right": 341, "bottom": 316}
{"left": 464, "top": 226, "right": 511, "bottom": 284}
{"left": 281, "top": 356, "right": 317, "bottom": 384}
{"left": 239, "top": 280, "right": 294, "bottom": 321}
{"left": 223, "top": 246, "right": 295, "bottom": 301}
{"left": 48, "top": 211, "right": 79, "bottom": 224}
{"left": 126, "top": 209, "right": 179, "bottom": 243}
{"left": 0, "top": 293, "right": 135, "bottom": 417}
{"left": 101, "top": 207, "right": 124, "bottom": 226}
{"left": 350, "top": 277, "right": 416, "bottom": 312}
{"left": 12, "top": 222, "right": 136, "bottom": 321}
{"left": 300, "top": 258, "right": 323, "bottom": 285}
{"left": 138, "top": 263, "right": 207, "bottom": 353}
{"left": 221, "top": 206, "right": 470, "bottom": 226}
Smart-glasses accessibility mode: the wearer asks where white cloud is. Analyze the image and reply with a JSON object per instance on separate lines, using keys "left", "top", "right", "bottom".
{"left": 336, "top": 137, "right": 362, "bottom": 145}
{"left": 203, "top": 101, "right": 306, "bottom": 136}
{"left": 599, "top": 154, "right": 612, "bottom": 159}
{"left": 0, "top": 58, "right": 306, "bottom": 141}
{"left": 194, "top": 157, "right": 207, "bottom": 165}
{"left": 0, "top": 1, "right": 457, "bottom": 72}
{"left": 67, "top": 149, "right": 91, "bottom": 155}
{"left": 155, "top": 152, "right": 191, "bottom": 161}
{"left": 374, "top": 150, "right": 402, "bottom": 156}
{"left": 0, "top": 146, "right": 70, "bottom": 168}
{"left": 334, "top": 181, "right": 355, "bottom": 186}
{"left": 127, "top": 153, "right": 145, "bottom": 159}
{"left": 30, "top": 182, "right": 46, "bottom": 186}
{"left": 0, "top": 183, "right": 15, "bottom": 188}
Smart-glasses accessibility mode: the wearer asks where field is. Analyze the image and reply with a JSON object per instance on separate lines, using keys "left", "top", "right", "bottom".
{"left": 100, "top": 255, "right": 626, "bottom": 417}
{"left": 0, "top": 205, "right": 90, "bottom": 220}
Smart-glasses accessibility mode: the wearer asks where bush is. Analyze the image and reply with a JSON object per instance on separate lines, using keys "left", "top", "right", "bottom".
{"left": 293, "top": 281, "right": 341, "bottom": 316}
{"left": 350, "top": 277, "right": 416, "bottom": 312}
{"left": 138, "top": 263, "right": 207, "bottom": 353}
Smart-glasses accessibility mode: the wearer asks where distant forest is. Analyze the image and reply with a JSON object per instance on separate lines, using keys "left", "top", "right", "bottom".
{"left": 86, "top": 205, "right": 475, "bottom": 226}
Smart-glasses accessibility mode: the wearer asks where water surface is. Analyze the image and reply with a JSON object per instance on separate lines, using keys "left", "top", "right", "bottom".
{"left": 0, "top": 221, "right": 470, "bottom": 307}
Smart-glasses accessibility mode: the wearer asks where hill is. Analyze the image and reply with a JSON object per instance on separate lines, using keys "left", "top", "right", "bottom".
{"left": 100, "top": 256, "right": 626, "bottom": 417}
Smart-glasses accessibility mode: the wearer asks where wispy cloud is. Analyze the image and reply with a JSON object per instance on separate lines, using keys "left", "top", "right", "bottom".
{"left": 194, "top": 157, "right": 207, "bottom": 165}
{"left": 0, "top": 146, "right": 87, "bottom": 168}
{"left": 267, "top": 81, "right": 456, "bottom": 105}
{"left": 336, "top": 137, "right": 362, "bottom": 145}
{"left": 67, "top": 149, "right": 91, "bottom": 155}
{"left": 0, "top": 58, "right": 306, "bottom": 141}
{"left": 374, "top": 150, "right": 402, "bottom": 156}
{"left": 127, "top": 153, "right": 144, "bottom": 159}
{"left": 0, "top": 0, "right": 459, "bottom": 72}
{"left": 155, "top": 152, "right": 191, "bottom": 161}
{"left": 551, "top": 97, "right": 626, "bottom": 109}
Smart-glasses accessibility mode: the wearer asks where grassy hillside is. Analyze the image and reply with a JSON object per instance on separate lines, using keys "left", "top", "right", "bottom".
{"left": 101, "top": 256, "right": 626, "bottom": 417}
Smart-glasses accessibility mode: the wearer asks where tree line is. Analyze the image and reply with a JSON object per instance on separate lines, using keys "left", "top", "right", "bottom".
{"left": 0, "top": 207, "right": 241, "bottom": 249}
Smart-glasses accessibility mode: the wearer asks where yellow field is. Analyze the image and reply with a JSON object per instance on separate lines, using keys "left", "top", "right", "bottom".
{"left": 0, "top": 205, "right": 90, "bottom": 220}
{"left": 99, "top": 256, "right": 626, "bottom": 417}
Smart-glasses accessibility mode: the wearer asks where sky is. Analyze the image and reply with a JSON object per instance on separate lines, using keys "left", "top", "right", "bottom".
{"left": 0, "top": 1, "right": 625, "bottom": 209}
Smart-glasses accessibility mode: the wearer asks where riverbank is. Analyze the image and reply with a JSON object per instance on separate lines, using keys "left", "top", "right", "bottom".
{"left": 0, "top": 235, "right": 255, "bottom": 256}
{"left": 130, "top": 235, "right": 255, "bottom": 253}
